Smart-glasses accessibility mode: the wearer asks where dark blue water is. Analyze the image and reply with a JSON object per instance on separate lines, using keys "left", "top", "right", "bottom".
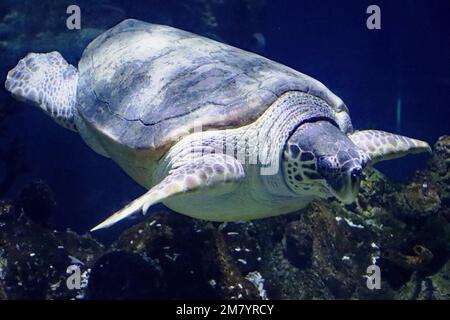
{"left": 1, "top": 0, "right": 449, "bottom": 236}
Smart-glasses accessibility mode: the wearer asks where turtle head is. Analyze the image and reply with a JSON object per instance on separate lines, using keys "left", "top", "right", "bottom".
{"left": 283, "top": 121, "right": 368, "bottom": 204}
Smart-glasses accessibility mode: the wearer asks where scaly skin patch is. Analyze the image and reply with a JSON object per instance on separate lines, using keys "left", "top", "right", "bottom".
{"left": 282, "top": 144, "right": 327, "bottom": 196}
{"left": 5, "top": 52, "right": 78, "bottom": 131}
{"left": 90, "top": 153, "right": 244, "bottom": 231}
{"left": 349, "top": 130, "right": 431, "bottom": 164}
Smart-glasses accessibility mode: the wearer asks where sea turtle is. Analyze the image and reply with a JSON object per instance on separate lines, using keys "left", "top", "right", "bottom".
{"left": 4, "top": 19, "right": 431, "bottom": 231}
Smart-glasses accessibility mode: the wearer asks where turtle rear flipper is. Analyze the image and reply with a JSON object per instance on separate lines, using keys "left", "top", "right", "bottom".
{"left": 5, "top": 52, "right": 78, "bottom": 131}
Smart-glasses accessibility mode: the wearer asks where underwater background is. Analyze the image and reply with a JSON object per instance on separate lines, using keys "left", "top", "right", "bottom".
{"left": 0, "top": 0, "right": 449, "bottom": 299}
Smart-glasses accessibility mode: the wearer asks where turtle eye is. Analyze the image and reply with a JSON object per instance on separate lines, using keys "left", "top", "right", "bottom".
{"left": 350, "top": 167, "right": 363, "bottom": 185}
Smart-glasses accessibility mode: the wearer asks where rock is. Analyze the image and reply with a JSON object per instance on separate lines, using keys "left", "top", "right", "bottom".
{"left": 429, "top": 136, "right": 450, "bottom": 178}
{"left": 112, "top": 210, "right": 211, "bottom": 299}
{"left": 414, "top": 216, "right": 450, "bottom": 272}
{"left": 17, "top": 180, "right": 55, "bottom": 226}
{"left": 428, "top": 258, "right": 450, "bottom": 299}
{"left": 0, "top": 199, "right": 104, "bottom": 299}
{"left": 390, "top": 180, "right": 441, "bottom": 223}
{"left": 428, "top": 136, "right": 450, "bottom": 207}
{"left": 56, "top": 229, "right": 105, "bottom": 268}
{"left": 112, "top": 210, "right": 259, "bottom": 299}
{"left": 220, "top": 222, "right": 262, "bottom": 275}
{"left": 283, "top": 220, "right": 313, "bottom": 269}
{"left": 382, "top": 245, "right": 434, "bottom": 272}
{"left": 87, "top": 251, "right": 166, "bottom": 299}
{"left": 255, "top": 202, "right": 378, "bottom": 299}
{"left": 200, "top": 224, "right": 260, "bottom": 300}
{"left": 396, "top": 258, "right": 450, "bottom": 300}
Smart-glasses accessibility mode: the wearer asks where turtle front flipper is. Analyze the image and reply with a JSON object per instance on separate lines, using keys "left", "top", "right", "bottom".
{"left": 5, "top": 52, "right": 78, "bottom": 131}
{"left": 348, "top": 130, "right": 431, "bottom": 165}
{"left": 90, "top": 154, "right": 245, "bottom": 231}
